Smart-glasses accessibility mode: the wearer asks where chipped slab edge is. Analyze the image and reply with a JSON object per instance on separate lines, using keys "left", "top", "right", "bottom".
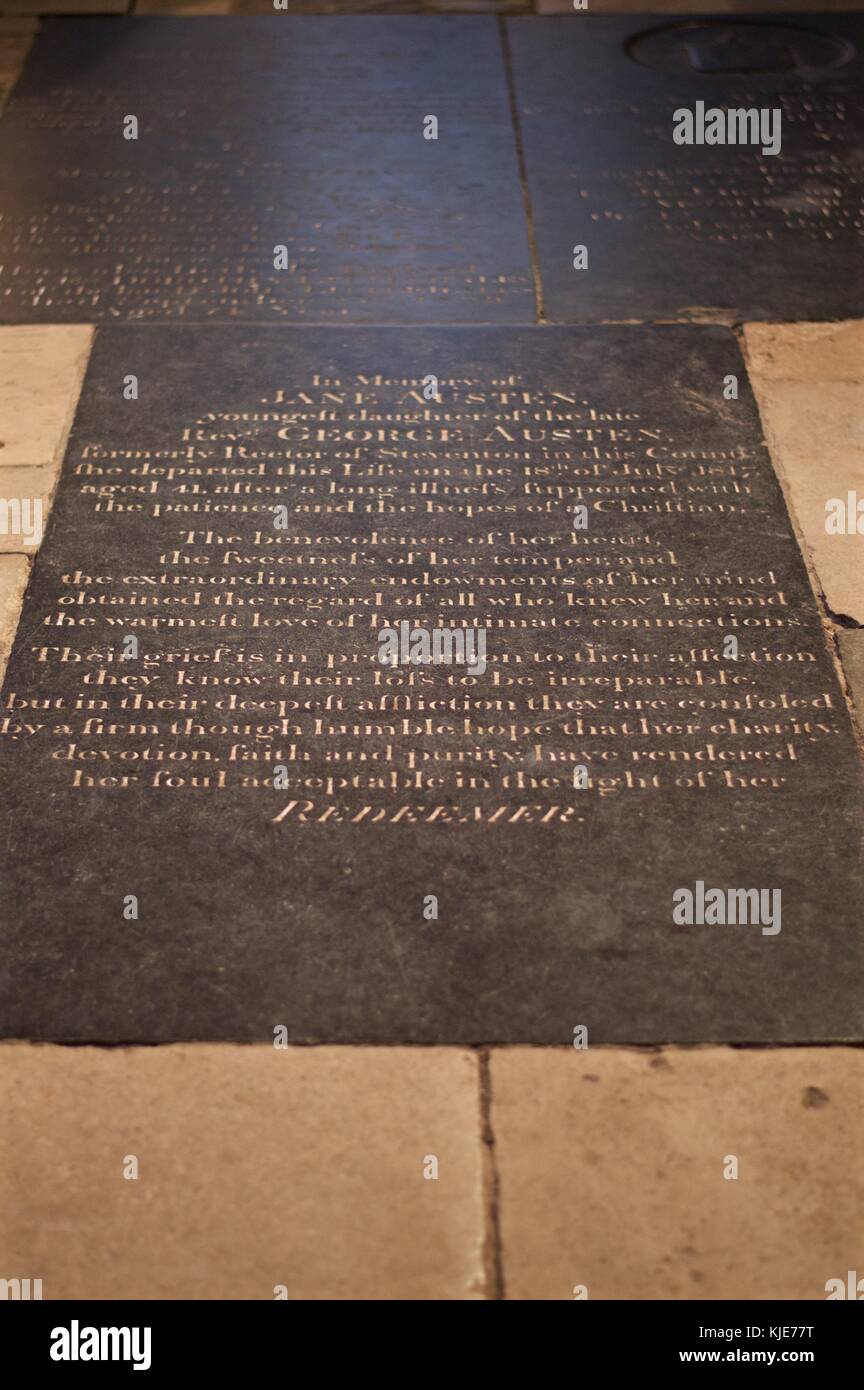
{"left": 744, "top": 321, "right": 864, "bottom": 388}
{"left": 837, "top": 631, "right": 864, "bottom": 741}
{"left": 741, "top": 320, "right": 864, "bottom": 753}
{"left": 749, "top": 379, "right": 864, "bottom": 624}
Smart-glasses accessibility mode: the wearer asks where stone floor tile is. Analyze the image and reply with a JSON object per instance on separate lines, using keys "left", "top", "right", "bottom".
{"left": 3, "top": 324, "right": 862, "bottom": 1046}
{"left": 0, "top": 326, "right": 93, "bottom": 473}
{"left": 0, "top": 553, "right": 28, "bottom": 680}
{"left": 491, "top": 1046, "right": 864, "bottom": 1300}
{"left": 509, "top": 17, "right": 864, "bottom": 323}
{"left": 0, "top": 467, "right": 56, "bottom": 553}
{"left": 745, "top": 321, "right": 864, "bottom": 387}
{"left": 744, "top": 323, "right": 864, "bottom": 625}
{"left": 0, "top": 1043, "right": 487, "bottom": 1300}
{"left": 0, "top": 20, "right": 531, "bottom": 323}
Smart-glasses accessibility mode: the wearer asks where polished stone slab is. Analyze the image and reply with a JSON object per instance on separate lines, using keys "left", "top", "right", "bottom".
{"left": 0, "top": 18, "right": 533, "bottom": 323}
{"left": 0, "top": 324, "right": 861, "bottom": 1043}
{"left": 508, "top": 13, "right": 864, "bottom": 321}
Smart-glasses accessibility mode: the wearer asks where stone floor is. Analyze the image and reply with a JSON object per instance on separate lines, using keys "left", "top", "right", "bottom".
{"left": 3, "top": 1, "right": 864, "bottom": 14}
{"left": 1, "top": 2, "right": 861, "bottom": 12}
{"left": 1, "top": 1043, "right": 861, "bottom": 1298}
{"left": 0, "top": 323, "right": 859, "bottom": 1299}
{"left": 0, "top": 11, "right": 862, "bottom": 1299}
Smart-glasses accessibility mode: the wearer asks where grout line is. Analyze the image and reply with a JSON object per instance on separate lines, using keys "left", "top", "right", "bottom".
{"left": 497, "top": 16, "right": 545, "bottom": 325}
{"left": 0, "top": 318, "right": 785, "bottom": 330}
{"left": 478, "top": 1047, "right": 506, "bottom": 1300}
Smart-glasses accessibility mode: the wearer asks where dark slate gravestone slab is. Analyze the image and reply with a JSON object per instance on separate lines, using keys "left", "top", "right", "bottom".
{"left": 0, "top": 17, "right": 533, "bottom": 323}
{"left": 1, "top": 324, "right": 862, "bottom": 1043}
{"left": 508, "top": 14, "right": 864, "bottom": 322}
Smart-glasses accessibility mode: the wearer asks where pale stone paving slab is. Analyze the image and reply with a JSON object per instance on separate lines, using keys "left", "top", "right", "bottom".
{"left": 0, "top": 553, "right": 28, "bottom": 681}
{"left": 744, "top": 322, "right": 864, "bottom": 626}
{"left": 0, "top": 326, "right": 93, "bottom": 473}
{"left": 0, "top": 1043, "right": 487, "bottom": 1299}
{"left": 491, "top": 1047, "right": 864, "bottom": 1300}
{"left": 0, "top": 467, "right": 54, "bottom": 554}
{"left": 0, "top": 325, "right": 91, "bottom": 560}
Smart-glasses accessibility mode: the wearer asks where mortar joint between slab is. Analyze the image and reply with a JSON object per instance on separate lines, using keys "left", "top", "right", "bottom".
{"left": 478, "top": 1046, "right": 506, "bottom": 1300}
{"left": 738, "top": 323, "right": 864, "bottom": 762}
{"left": 498, "top": 16, "right": 545, "bottom": 325}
